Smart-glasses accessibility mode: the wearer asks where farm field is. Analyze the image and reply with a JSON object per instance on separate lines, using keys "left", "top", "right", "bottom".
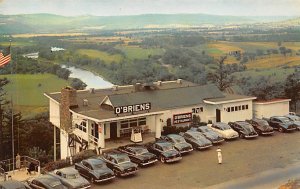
{"left": 11, "top": 33, "right": 88, "bottom": 38}
{"left": 76, "top": 49, "right": 123, "bottom": 63}
{"left": 0, "top": 74, "right": 69, "bottom": 117}
{"left": 0, "top": 41, "right": 35, "bottom": 47}
{"left": 116, "top": 45, "right": 165, "bottom": 60}
{"left": 245, "top": 55, "right": 300, "bottom": 69}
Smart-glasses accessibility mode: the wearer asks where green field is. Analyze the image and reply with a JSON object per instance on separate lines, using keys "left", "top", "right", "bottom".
{"left": 0, "top": 74, "right": 69, "bottom": 116}
{"left": 0, "top": 41, "right": 35, "bottom": 47}
{"left": 116, "top": 46, "right": 165, "bottom": 60}
{"left": 77, "top": 49, "right": 123, "bottom": 63}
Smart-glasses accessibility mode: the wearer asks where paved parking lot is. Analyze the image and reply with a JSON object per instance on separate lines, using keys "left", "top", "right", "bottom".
{"left": 92, "top": 131, "right": 300, "bottom": 189}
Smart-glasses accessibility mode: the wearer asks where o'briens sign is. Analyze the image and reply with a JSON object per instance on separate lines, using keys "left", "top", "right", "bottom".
{"left": 114, "top": 102, "right": 151, "bottom": 114}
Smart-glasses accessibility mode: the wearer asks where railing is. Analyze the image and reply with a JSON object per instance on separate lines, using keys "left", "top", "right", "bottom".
{"left": 88, "top": 134, "right": 99, "bottom": 147}
{"left": 0, "top": 156, "right": 40, "bottom": 173}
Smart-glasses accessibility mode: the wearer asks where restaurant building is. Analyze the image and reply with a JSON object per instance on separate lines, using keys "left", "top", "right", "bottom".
{"left": 44, "top": 79, "right": 256, "bottom": 159}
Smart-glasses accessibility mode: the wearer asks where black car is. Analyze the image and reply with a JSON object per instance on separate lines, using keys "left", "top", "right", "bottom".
{"left": 228, "top": 121, "right": 258, "bottom": 139}
{"left": 117, "top": 144, "right": 157, "bottom": 166}
{"left": 179, "top": 131, "right": 213, "bottom": 150}
{"left": 160, "top": 134, "right": 193, "bottom": 154}
{"left": 246, "top": 118, "right": 274, "bottom": 135}
{"left": 267, "top": 116, "right": 297, "bottom": 132}
{"left": 102, "top": 151, "right": 138, "bottom": 177}
{"left": 147, "top": 140, "right": 182, "bottom": 163}
{"left": 27, "top": 174, "right": 67, "bottom": 189}
{"left": 75, "top": 158, "right": 115, "bottom": 183}
{"left": 191, "top": 126, "right": 224, "bottom": 144}
{"left": 0, "top": 180, "right": 31, "bottom": 189}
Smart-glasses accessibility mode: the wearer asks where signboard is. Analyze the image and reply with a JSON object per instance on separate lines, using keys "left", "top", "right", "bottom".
{"left": 173, "top": 112, "right": 192, "bottom": 124}
{"left": 114, "top": 102, "right": 151, "bottom": 114}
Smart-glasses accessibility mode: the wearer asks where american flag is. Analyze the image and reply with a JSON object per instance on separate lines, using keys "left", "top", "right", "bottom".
{"left": 0, "top": 46, "right": 11, "bottom": 67}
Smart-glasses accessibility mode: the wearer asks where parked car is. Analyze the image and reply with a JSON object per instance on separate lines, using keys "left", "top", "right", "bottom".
{"left": 228, "top": 121, "right": 258, "bottom": 139}
{"left": 267, "top": 116, "right": 297, "bottom": 132}
{"left": 246, "top": 118, "right": 274, "bottom": 135}
{"left": 285, "top": 114, "right": 300, "bottom": 130}
{"left": 27, "top": 174, "right": 67, "bottom": 189}
{"left": 160, "top": 134, "right": 193, "bottom": 154}
{"left": 209, "top": 122, "right": 239, "bottom": 140}
{"left": 0, "top": 180, "right": 31, "bottom": 189}
{"left": 147, "top": 140, "right": 182, "bottom": 163}
{"left": 191, "top": 126, "right": 224, "bottom": 144}
{"left": 102, "top": 150, "right": 138, "bottom": 177}
{"left": 117, "top": 144, "right": 158, "bottom": 166}
{"left": 48, "top": 167, "right": 91, "bottom": 189}
{"left": 179, "top": 131, "right": 212, "bottom": 150}
{"left": 75, "top": 158, "right": 115, "bottom": 183}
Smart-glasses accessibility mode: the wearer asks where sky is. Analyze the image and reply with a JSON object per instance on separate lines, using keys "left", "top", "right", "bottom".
{"left": 0, "top": 0, "right": 300, "bottom": 17}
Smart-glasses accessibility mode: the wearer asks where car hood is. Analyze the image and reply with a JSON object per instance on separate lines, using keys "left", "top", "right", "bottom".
{"left": 203, "top": 132, "right": 220, "bottom": 140}
{"left": 162, "top": 149, "right": 179, "bottom": 157}
{"left": 293, "top": 121, "right": 300, "bottom": 126}
{"left": 174, "top": 142, "right": 192, "bottom": 150}
{"left": 194, "top": 137, "right": 212, "bottom": 145}
{"left": 93, "top": 167, "right": 114, "bottom": 177}
{"left": 222, "top": 129, "right": 238, "bottom": 136}
{"left": 61, "top": 176, "right": 90, "bottom": 188}
{"left": 257, "top": 125, "right": 274, "bottom": 131}
{"left": 281, "top": 122, "right": 296, "bottom": 128}
{"left": 136, "top": 152, "right": 156, "bottom": 161}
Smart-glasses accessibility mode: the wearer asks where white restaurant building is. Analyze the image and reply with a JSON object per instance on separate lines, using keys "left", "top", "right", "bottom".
{"left": 44, "top": 79, "right": 289, "bottom": 159}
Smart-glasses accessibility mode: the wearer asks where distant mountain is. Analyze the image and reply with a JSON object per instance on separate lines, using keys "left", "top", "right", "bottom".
{"left": 0, "top": 13, "right": 296, "bottom": 34}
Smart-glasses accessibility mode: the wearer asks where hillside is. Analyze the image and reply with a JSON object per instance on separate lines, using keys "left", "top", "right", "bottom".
{"left": 0, "top": 13, "right": 295, "bottom": 34}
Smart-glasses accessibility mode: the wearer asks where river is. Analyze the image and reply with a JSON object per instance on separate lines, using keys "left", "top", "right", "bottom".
{"left": 63, "top": 66, "right": 113, "bottom": 89}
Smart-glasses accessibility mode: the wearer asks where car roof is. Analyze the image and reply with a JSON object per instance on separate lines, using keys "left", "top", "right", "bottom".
{"left": 235, "top": 121, "right": 250, "bottom": 126}
{"left": 252, "top": 118, "right": 266, "bottom": 122}
{"left": 106, "top": 150, "right": 128, "bottom": 158}
{"left": 155, "top": 140, "right": 172, "bottom": 147}
{"left": 213, "top": 122, "right": 229, "bottom": 127}
{"left": 0, "top": 180, "right": 26, "bottom": 188}
{"left": 34, "top": 174, "right": 61, "bottom": 184}
{"left": 167, "top": 134, "right": 183, "bottom": 139}
{"left": 57, "top": 167, "right": 78, "bottom": 174}
{"left": 271, "top": 116, "right": 290, "bottom": 120}
{"left": 186, "top": 131, "right": 202, "bottom": 137}
{"left": 84, "top": 158, "right": 105, "bottom": 165}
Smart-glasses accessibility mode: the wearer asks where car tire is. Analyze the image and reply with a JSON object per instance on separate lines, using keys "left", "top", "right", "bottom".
{"left": 160, "top": 156, "right": 165, "bottom": 163}
{"left": 279, "top": 127, "right": 284, "bottom": 132}
{"left": 239, "top": 133, "right": 244, "bottom": 138}
{"left": 113, "top": 169, "right": 120, "bottom": 177}
{"left": 90, "top": 176, "right": 96, "bottom": 183}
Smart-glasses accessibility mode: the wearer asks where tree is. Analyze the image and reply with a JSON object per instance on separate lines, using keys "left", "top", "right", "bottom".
{"left": 0, "top": 78, "right": 9, "bottom": 160}
{"left": 285, "top": 72, "right": 300, "bottom": 112}
{"left": 207, "top": 56, "right": 235, "bottom": 91}
{"left": 70, "top": 78, "right": 87, "bottom": 90}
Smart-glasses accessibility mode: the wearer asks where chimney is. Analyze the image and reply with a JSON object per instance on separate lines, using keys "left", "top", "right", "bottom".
{"left": 135, "top": 83, "right": 141, "bottom": 92}
{"left": 112, "top": 85, "right": 118, "bottom": 91}
{"left": 157, "top": 81, "right": 162, "bottom": 86}
{"left": 60, "top": 87, "right": 78, "bottom": 131}
{"left": 176, "top": 79, "right": 182, "bottom": 84}
{"left": 89, "top": 88, "right": 95, "bottom": 94}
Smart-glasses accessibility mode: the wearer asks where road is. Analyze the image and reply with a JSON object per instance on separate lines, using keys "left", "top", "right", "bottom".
{"left": 92, "top": 131, "right": 300, "bottom": 189}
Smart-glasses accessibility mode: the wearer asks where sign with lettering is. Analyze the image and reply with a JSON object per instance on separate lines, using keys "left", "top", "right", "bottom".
{"left": 173, "top": 112, "right": 192, "bottom": 124}
{"left": 114, "top": 103, "right": 151, "bottom": 114}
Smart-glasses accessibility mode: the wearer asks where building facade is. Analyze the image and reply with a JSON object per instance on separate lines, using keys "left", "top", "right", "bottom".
{"left": 45, "top": 80, "right": 257, "bottom": 159}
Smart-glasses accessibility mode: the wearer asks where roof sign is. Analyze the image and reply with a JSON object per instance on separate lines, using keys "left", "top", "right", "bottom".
{"left": 114, "top": 102, "right": 151, "bottom": 114}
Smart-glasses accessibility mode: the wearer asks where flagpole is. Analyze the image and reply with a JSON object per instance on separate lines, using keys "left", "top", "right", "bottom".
{"left": 9, "top": 39, "right": 15, "bottom": 172}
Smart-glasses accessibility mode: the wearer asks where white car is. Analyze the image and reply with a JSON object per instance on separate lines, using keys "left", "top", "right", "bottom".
{"left": 209, "top": 122, "right": 239, "bottom": 139}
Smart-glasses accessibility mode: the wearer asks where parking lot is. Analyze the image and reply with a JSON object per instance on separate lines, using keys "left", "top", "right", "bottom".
{"left": 92, "top": 131, "right": 300, "bottom": 189}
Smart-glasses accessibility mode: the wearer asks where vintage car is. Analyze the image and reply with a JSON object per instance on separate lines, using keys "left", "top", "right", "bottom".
{"left": 179, "top": 131, "right": 213, "bottom": 150}
{"left": 160, "top": 134, "right": 193, "bottom": 154}
{"left": 246, "top": 118, "right": 274, "bottom": 135}
{"left": 147, "top": 140, "right": 182, "bottom": 163}
{"left": 285, "top": 114, "right": 300, "bottom": 130}
{"left": 191, "top": 126, "right": 224, "bottom": 144}
{"left": 48, "top": 167, "right": 91, "bottom": 189}
{"left": 0, "top": 180, "right": 31, "bottom": 189}
{"left": 228, "top": 121, "right": 258, "bottom": 139}
{"left": 27, "top": 174, "right": 67, "bottom": 189}
{"left": 267, "top": 116, "right": 297, "bottom": 132}
{"left": 209, "top": 122, "right": 239, "bottom": 140}
{"left": 102, "top": 150, "right": 138, "bottom": 177}
{"left": 117, "top": 144, "right": 158, "bottom": 166}
{"left": 75, "top": 158, "right": 115, "bottom": 183}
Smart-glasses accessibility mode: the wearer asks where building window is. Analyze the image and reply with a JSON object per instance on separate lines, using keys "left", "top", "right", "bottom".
{"left": 245, "top": 105, "right": 249, "bottom": 109}
{"left": 75, "top": 120, "right": 87, "bottom": 133}
{"left": 235, "top": 106, "right": 238, "bottom": 111}
{"left": 227, "top": 107, "right": 231, "bottom": 112}
{"left": 121, "top": 120, "right": 129, "bottom": 129}
{"left": 129, "top": 119, "right": 138, "bottom": 127}
{"left": 238, "top": 106, "right": 241, "bottom": 110}
{"left": 231, "top": 107, "right": 234, "bottom": 112}
{"left": 138, "top": 117, "right": 146, "bottom": 126}
{"left": 242, "top": 105, "right": 245, "bottom": 110}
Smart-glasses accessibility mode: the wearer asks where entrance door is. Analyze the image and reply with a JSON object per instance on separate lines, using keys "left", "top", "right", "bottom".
{"left": 110, "top": 122, "right": 118, "bottom": 139}
{"left": 216, "top": 109, "right": 221, "bottom": 122}
{"left": 91, "top": 123, "right": 99, "bottom": 139}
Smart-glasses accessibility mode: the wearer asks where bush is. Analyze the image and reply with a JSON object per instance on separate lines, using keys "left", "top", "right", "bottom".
{"left": 162, "top": 126, "right": 191, "bottom": 135}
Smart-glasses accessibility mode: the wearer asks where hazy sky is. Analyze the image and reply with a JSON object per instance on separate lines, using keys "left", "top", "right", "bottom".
{"left": 0, "top": 0, "right": 300, "bottom": 16}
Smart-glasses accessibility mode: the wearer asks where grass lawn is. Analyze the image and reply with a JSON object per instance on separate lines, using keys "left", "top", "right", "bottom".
{"left": 116, "top": 45, "right": 164, "bottom": 60}
{"left": 0, "top": 74, "right": 69, "bottom": 117}
{"left": 77, "top": 49, "right": 123, "bottom": 63}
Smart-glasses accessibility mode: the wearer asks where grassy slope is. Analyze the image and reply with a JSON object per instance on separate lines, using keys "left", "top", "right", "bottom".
{"left": 76, "top": 49, "right": 123, "bottom": 63}
{"left": 0, "top": 74, "right": 69, "bottom": 117}
{"left": 116, "top": 46, "right": 165, "bottom": 60}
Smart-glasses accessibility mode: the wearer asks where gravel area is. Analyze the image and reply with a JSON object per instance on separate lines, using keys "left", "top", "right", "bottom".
{"left": 93, "top": 131, "right": 300, "bottom": 189}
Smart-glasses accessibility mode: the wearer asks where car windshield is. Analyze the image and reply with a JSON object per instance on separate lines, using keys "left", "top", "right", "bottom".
{"left": 217, "top": 123, "right": 231, "bottom": 130}
{"left": 50, "top": 181, "right": 64, "bottom": 189}
{"left": 256, "top": 120, "right": 269, "bottom": 127}
{"left": 173, "top": 137, "right": 185, "bottom": 143}
{"left": 191, "top": 133, "right": 204, "bottom": 140}
{"left": 65, "top": 173, "right": 80, "bottom": 179}
{"left": 116, "top": 156, "right": 130, "bottom": 164}
{"left": 280, "top": 117, "right": 292, "bottom": 123}
{"left": 134, "top": 148, "right": 148, "bottom": 155}
{"left": 161, "top": 144, "right": 173, "bottom": 151}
